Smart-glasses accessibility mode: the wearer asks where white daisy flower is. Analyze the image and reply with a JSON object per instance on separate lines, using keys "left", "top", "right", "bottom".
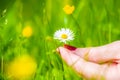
{"left": 54, "top": 28, "right": 74, "bottom": 43}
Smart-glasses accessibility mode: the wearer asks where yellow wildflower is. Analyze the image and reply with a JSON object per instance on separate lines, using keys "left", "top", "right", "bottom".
{"left": 6, "top": 55, "right": 37, "bottom": 79}
{"left": 63, "top": 5, "right": 75, "bottom": 14}
{"left": 46, "top": 36, "right": 52, "bottom": 42}
{"left": 22, "top": 26, "right": 33, "bottom": 38}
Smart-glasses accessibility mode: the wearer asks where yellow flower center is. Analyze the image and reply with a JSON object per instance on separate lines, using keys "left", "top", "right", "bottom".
{"left": 61, "top": 34, "right": 68, "bottom": 39}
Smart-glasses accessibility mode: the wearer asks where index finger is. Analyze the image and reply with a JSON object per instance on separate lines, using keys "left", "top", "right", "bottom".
{"left": 66, "top": 41, "right": 120, "bottom": 63}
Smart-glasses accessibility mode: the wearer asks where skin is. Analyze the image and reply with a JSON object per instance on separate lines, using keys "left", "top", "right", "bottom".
{"left": 57, "top": 41, "right": 120, "bottom": 80}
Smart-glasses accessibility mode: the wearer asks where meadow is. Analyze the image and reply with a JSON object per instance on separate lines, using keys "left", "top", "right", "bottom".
{"left": 0, "top": 0, "right": 120, "bottom": 80}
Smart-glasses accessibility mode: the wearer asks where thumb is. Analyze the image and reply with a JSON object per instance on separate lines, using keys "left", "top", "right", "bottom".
{"left": 58, "top": 47, "right": 81, "bottom": 66}
{"left": 58, "top": 47, "right": 106, "bottom": 79}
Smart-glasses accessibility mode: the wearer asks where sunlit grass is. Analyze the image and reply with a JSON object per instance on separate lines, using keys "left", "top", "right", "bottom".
{"left": 0, "top": 0, "right": 120, "bottom": 80}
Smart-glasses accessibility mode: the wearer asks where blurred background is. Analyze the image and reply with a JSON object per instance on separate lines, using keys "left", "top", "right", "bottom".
{"left": 0, "top": 0, "right": 120, "bottom": 80}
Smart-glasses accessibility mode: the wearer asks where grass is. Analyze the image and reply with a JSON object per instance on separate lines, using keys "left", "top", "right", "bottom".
{"left": 0, "top": 0, "right": 120, "bottom": 80}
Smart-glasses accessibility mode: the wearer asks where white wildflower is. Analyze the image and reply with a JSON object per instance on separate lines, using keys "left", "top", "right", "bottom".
{"left": 54, "top": 28, "right": 74, "bottom": 43}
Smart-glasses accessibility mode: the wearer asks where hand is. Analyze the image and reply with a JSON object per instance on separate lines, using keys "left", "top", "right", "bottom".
{"left": 57, "top": 41, "right": 120, "bottom": 80}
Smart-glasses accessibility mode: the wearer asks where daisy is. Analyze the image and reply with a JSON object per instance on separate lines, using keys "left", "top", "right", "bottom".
{"left": 54, "top": 28, "right": 74, "bottom": 43}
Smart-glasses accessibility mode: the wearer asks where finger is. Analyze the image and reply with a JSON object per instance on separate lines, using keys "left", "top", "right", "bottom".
{"left": 65, "top": 41, "right": 120, "bottom": 63}
{"left": 58, "top": 47, "right": 108, "bottom": 79}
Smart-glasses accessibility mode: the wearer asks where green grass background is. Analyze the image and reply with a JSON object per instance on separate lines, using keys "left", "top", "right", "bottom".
{"left": 0, "top": 0, "right": 120, "bottom": 80}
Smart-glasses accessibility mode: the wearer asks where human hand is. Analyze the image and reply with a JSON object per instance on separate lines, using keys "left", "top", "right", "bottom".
{"left": 57, "top": 41, "right": 120, "bottom": 80}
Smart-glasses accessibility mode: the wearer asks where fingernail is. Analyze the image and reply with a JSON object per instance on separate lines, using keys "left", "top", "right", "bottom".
{"left": 56, "top": 48, "right": 60, "bottom": 53}
{"left": 64, "top": 44, "right": 76, "bottom": 51}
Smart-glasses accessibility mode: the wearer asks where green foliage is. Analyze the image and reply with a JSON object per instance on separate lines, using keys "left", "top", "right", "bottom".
{"left": 0, "top": 0, "right": 120, "bottom": 80}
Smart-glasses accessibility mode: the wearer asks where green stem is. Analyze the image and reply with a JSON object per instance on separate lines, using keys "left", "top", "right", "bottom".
{"left": 108, "top": 23, "right": 112, "bottom": 43}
